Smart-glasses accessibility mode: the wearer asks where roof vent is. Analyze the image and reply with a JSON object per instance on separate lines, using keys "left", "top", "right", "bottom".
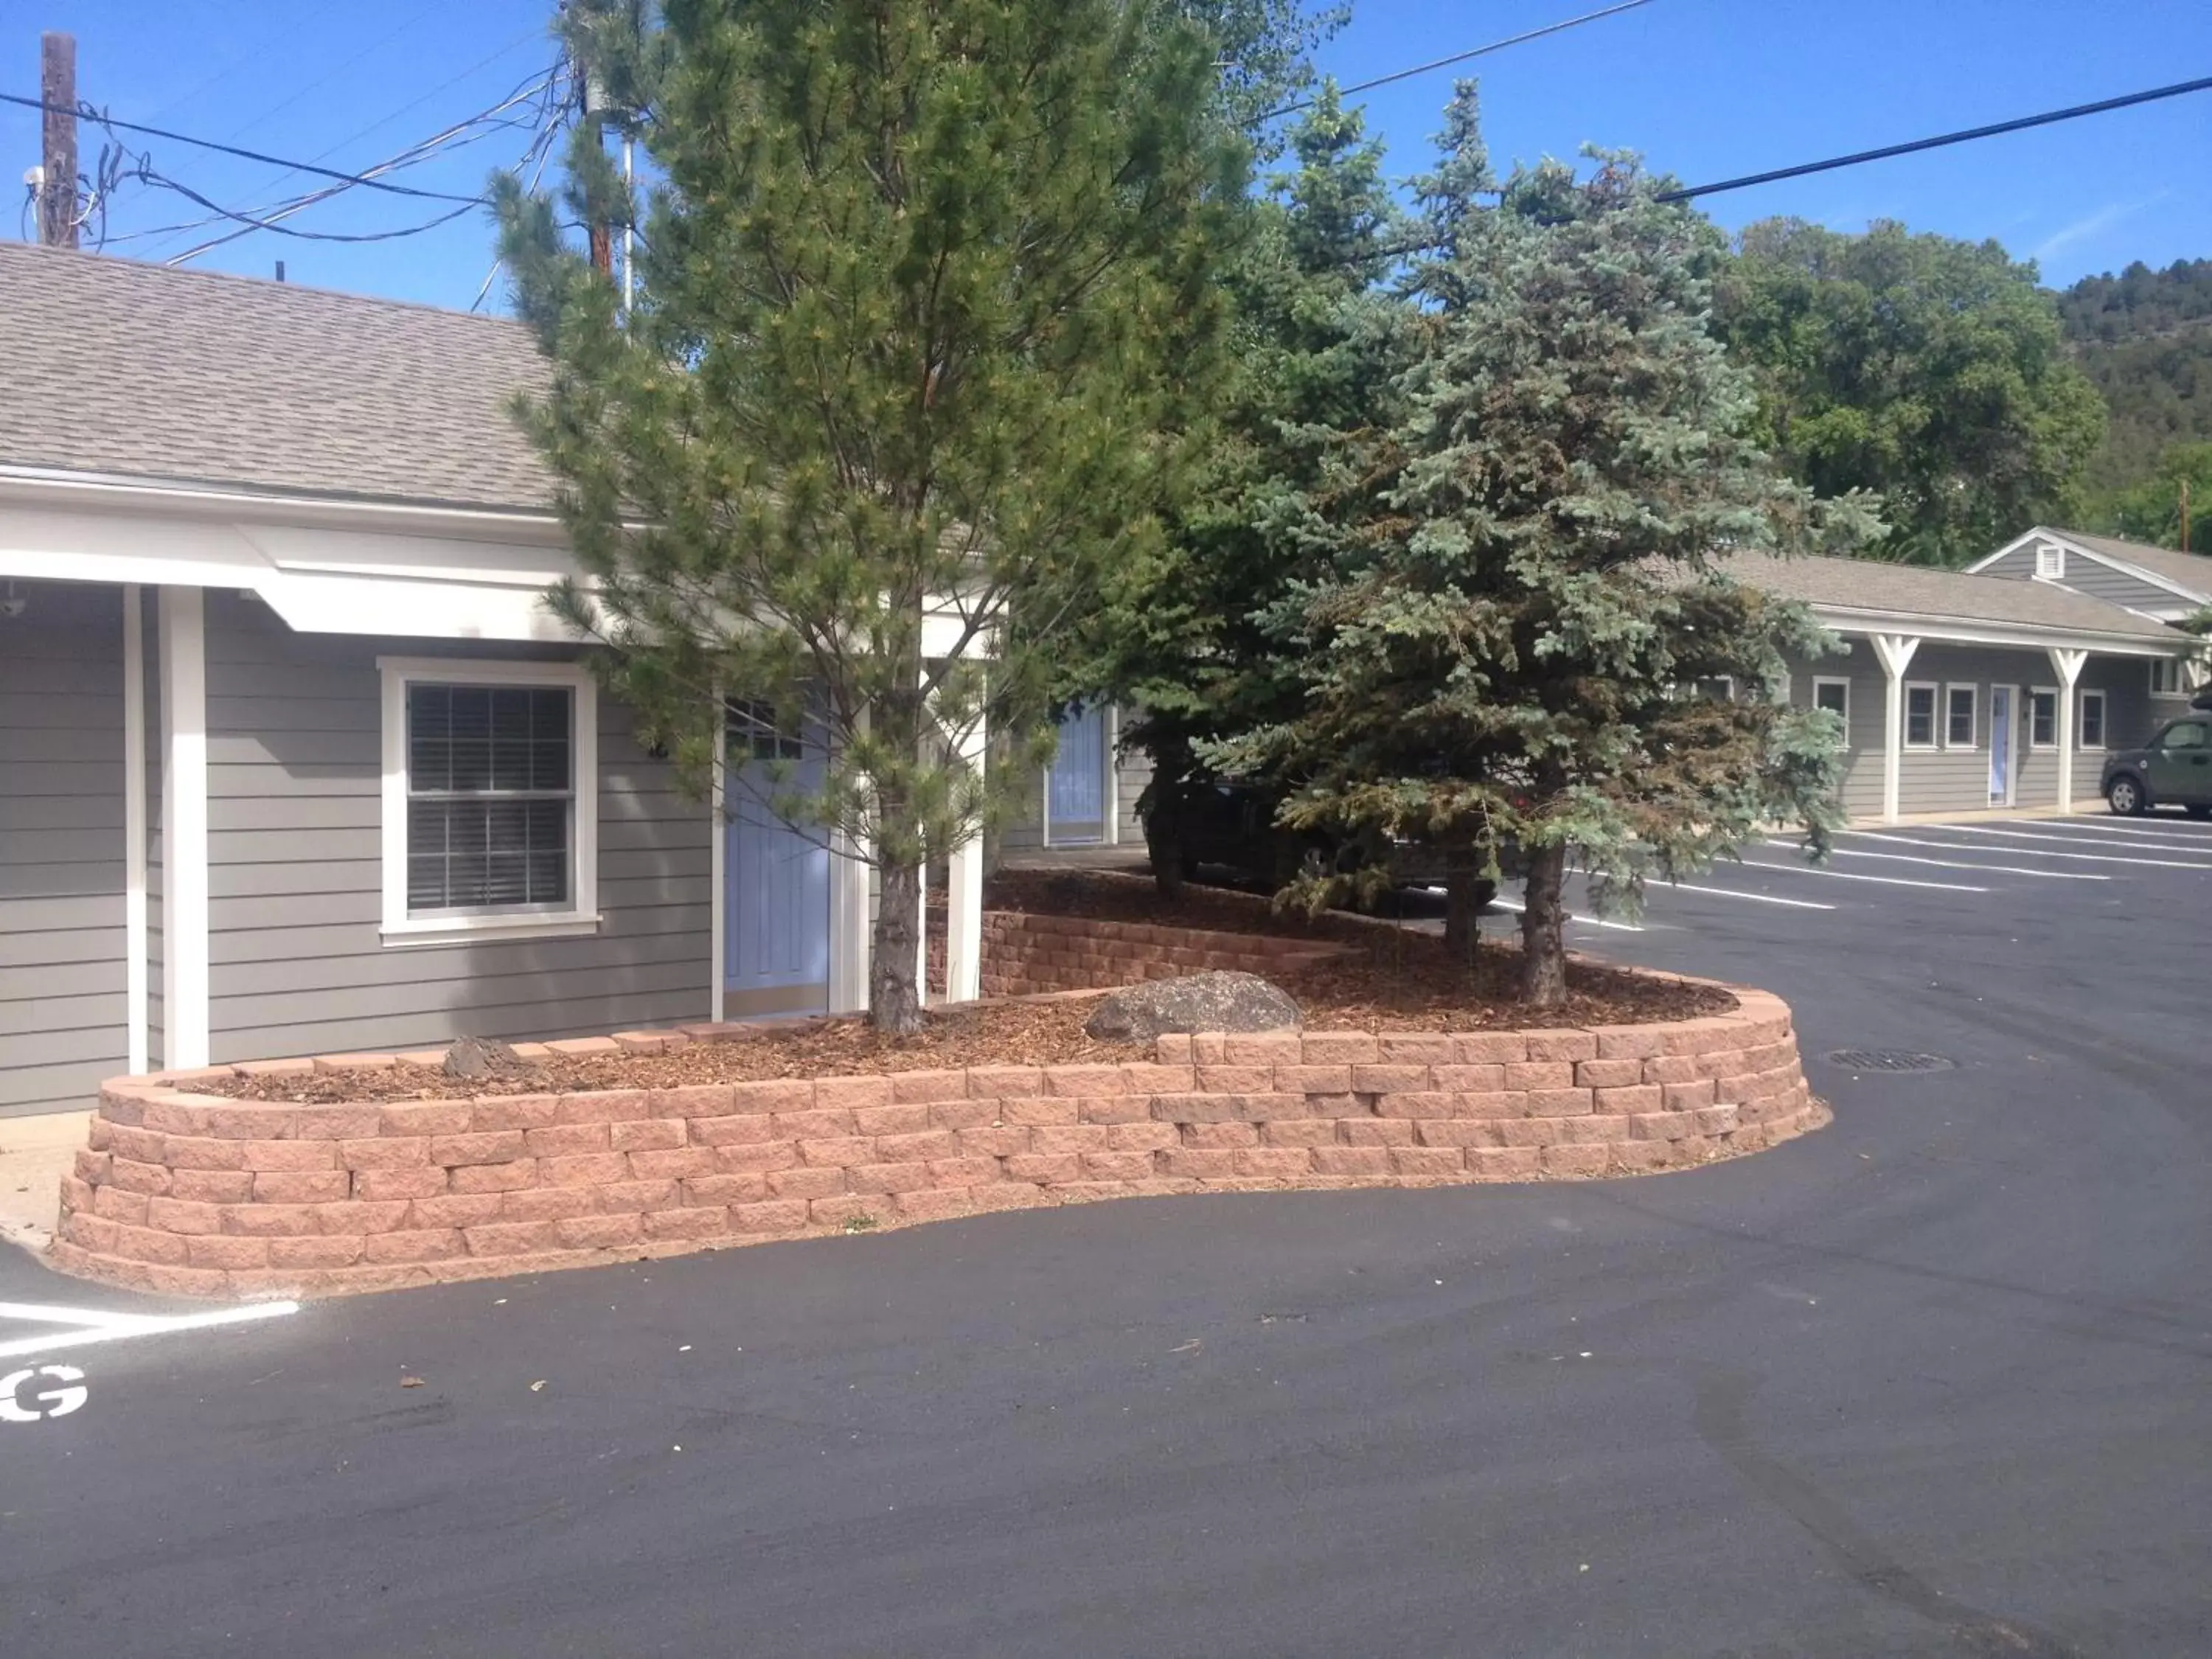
{"left": 2034, "top": 541, "right": 2066, "bottom": 580}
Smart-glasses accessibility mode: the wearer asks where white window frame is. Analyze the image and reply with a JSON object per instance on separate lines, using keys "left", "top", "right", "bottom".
{"left": 1902, "top": 680, "right": 1940, "bottom": 751}
{"left": 378, "top": 657, "right": 600, "bottom": 947}
{"left": 2078, "top": 687, "right": 2107, "bottom": 751}
{"left": 2028, "top": 685, "right": 2059, "bottom": 751}
{"left": 2149, "top": 657, "right": 2188, "bottom": 699}
{"left": 1811, "top": 676, "right": 1851, "bottom": 747}
{"left": 1941, "top": 683, "right": 1978, "bottom": 751}
{"left": 2034, "top": 541, "right": 2065, "bottom": 580}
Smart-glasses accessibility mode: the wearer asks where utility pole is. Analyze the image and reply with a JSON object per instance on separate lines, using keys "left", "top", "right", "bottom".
{"left": 39, "top": 31, "right": 77, "bottom": 248}
{"left": 580, "top": 70, "right": 613, "bottom": 282}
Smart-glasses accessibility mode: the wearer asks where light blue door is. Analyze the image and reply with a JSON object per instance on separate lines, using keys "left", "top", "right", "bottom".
{"left": 1048, "top": 706, "right": 1105, "bottom": 842}
{"left": 1988, "top": 686, "right": 2013, "bottom": 805}
{"left": 726, "top": 703, "right": 830, "bottom": 1016}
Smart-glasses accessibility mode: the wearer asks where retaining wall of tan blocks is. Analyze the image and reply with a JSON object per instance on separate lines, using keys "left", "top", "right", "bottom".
{"left": 48, "top": 981, "right": 1820, "bottom": 1301}
{"left": 978, "top": 910, "right": 1348, "bottom": 998}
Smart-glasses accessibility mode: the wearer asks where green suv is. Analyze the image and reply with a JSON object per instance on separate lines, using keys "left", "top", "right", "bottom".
{"left": 2101, "top": 717, "right": 2212, "bottom": 818}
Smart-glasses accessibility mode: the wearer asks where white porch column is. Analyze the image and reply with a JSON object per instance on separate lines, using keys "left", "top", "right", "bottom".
{"left": 122, "top": 585, "right": 148, "bottom": 1075}
{"left": 1868, "top": 633, "right": 1920, "bottom": 826}
{"left": 1038, "top": 758, "right": 1051, "bottom": 849}
{"left": 1102, "top": 703, "right": 1121, "bottom": 847}
{"left": 828, "top": 827, "right": 872, "bottom": 1015}
{"left": 2048, "top": 647, "right": 2087, "bottom": 814}
{"left": 707, "top": 742, "right": 726, "bottom": 1023}
{"left": 158, "top": 586, "right": 210, "bottom": 1069}
{"left": 945, "top": 710, "right": 987, "bottom": 1004}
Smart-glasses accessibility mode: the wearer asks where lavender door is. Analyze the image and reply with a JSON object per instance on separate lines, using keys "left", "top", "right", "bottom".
{"left": 1048, "top": 706, "right": 1105, "bottom": 844}
{"left": 724, "top": 703, "right": 830, "bottom": 1018}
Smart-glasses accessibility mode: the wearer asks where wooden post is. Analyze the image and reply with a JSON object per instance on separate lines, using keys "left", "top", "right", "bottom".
{"left": 40, "top": 32, "right": 77, "bottom": 248}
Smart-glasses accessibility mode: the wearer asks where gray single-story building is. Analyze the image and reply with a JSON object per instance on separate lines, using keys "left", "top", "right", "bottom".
{"left": 0, "top": 244, "right": 986, "bottom": 1117}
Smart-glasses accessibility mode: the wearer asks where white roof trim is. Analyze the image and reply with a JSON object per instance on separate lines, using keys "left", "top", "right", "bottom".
{"left": 1809, "top": 602, "right": 2183, "bottom": 658}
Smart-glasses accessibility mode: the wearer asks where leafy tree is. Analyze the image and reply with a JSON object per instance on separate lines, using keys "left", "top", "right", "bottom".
{"left": 498, "top": 0, "right": 1248, "bottom": 1031}
{"left": 1074, "top": 85, "right": 1411, "bottom": 895}
{"left": 1715, "top": 218, "right": 2104, "bottom": 566}
{"left": 1229, "top": 88, "right": 1876, "bottom": 1005}
{"left": 2101, "top": 441, "right": 2212, "bottom": 552}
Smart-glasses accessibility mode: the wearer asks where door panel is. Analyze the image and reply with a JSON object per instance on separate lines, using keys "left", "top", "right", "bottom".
{"left": 724, "top": 706, "right": 830, "bottom": 1014}
{"left": 1987, "top": 687, "right": 2013, "bottom": 806}
{"left": 1048, "top": 706, "right": 1105, "bottom": 841}
{"left": 2147, "top": 719, "right": 2212, "bottom": 804}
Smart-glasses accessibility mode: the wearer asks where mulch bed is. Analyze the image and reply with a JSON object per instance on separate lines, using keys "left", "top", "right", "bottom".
{"left": 201, "top": 869, "right": 1731, "bottom": 1105}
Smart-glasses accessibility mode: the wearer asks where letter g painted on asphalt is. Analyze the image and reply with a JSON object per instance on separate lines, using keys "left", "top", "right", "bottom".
{"left": 0, "top": 1364, "right": 89, "bottom": 1423}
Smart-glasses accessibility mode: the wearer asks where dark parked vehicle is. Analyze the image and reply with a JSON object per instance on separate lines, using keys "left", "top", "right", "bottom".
{"left": 1141, "top": 779, "right": 1509, "bottom": 905}
{"left": 2102, "top": 717, "right": 2212, "bottom": 817}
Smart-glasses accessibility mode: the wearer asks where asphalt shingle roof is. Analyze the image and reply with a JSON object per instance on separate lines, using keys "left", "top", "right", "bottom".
{"left": 0, "top": 242, "right": 557, "bottom": 512}
{"left": 2040, "top": 526, "right": 2212, "bottom": 600}
{"left": 1714, "top": 550, "right": 2185, "bottom": 642}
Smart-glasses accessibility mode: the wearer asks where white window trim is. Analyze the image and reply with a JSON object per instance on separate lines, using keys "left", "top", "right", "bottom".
{"left": 1811, "top": 676, "right": 1851, "bottom": 748}
{"left": 2034, "top": 541, "right": 2065, "bottom": 580}
{"left": 1902, "top": 680, "right": 1940, "bottom": 751}
{"left": 1941, "top": 682, "right": 1978, "bottom": 751}
{"left": 2028, "top": 684, "right": 2059, "bottom": 751}
{"left": 2078, "top": 687, "right": 2107, "bottom": 751}
{"left": 377, "top": 656, "right": 599, "bottom": 946}
{"left": 2149, "top": 658, "right": 2188, "bottom": 699}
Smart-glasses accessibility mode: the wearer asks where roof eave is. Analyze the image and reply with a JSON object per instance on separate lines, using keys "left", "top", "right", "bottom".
{"left": 1807, "top": 599, "right": 2183, "bottom": 657}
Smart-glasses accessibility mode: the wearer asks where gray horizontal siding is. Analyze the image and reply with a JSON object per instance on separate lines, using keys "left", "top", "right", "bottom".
{"left": 201, "top": 592, "right": 711, "bottom": 1063}
{"left": 1980, "top": 544, "right": 2194, "bottom": 615}
{"left": 0, "top": 579, "right": 127, "bottom": 1116}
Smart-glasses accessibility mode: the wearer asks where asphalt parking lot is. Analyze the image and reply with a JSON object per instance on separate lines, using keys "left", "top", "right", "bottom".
{"left": 2, "top": 810, "right": 2208, "bottom": 1658}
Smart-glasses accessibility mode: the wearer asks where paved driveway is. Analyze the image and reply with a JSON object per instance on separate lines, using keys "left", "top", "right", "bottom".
{"left": 1, "top": 815, "right": 2208, "bottom": 1657}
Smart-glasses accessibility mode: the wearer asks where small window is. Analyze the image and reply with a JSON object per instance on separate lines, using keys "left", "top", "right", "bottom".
{"left": 378, "top": 659, "right": 599, "bottom": 943}
{"left": 2150, "top": 658, "right": 2187, "bottom": 698}
{"left": 1812, "top": 677, "right": 1850, "bottom": 746}
{"left": 726, "top": 698, "right": 804, "bottom": 762}
{"left": 1944, "top": 684, "right": 1977, "bottom": 749}
{"left": 1904, "top": 682, "right": 1938, "bottom": 749}
{"left": 2029, "top": 688, "right": 2058, "bottom": 748}
{"left": 2034, "top": 541, "right": 2065, "bottom": 580}
{"left": 2161, "top": 720, "right": 2210, "bottom": 751}
{"left": 1692, "top": 675, "right": 1737, "bottom": 703}
{"left": 2079, "top": 689, "right": 2107, "bottom": 750}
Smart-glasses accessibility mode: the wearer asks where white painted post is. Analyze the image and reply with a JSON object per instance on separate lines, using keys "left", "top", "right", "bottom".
{"left": 1039, "top": 757, "right": 1051, "bottom": 850}
{"left": 122, "top": 585, "right": 147, "bottom": 1075}
{"left": 1868, "top": 633, "right": 1920, "bottom": 827}
{"left": 1102, "top": 703, "right": 1121, "bottom": 847}
{"left": 2048, "top": 647, "right": 2087, "bottom": 814}
{"left": 945, "top": 709, "right": 986, "bottom": 1004}
{"left": 158, "top": 586, "right": 210, "bottom": 1070}
{"left": 707, "top": 738, "right": 726, "bottom": 1023}
{"left": 829, "top": 826, "right": 872, "bottom": 1015}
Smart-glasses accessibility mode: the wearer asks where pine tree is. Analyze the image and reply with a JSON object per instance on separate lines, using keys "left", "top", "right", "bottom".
{"left": 497, "top": 0, "right": 1248, "bottom": 1032}
{"left": 1242, "top": 86, "right": 1877, "bottom": 1005}
{"left": 1076, "top": 86, "right": 1411, "bottom": 894}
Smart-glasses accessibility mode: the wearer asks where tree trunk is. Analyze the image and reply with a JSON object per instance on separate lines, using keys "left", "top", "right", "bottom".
{"left": 1518, "top": 841, "right": 1569, "bottom": 1006}
{"left": 870, "top": 858, "right": 925, "bottom": 1035}
{"left": 1442, "top": 865, "right": 1483, "bottom": 967}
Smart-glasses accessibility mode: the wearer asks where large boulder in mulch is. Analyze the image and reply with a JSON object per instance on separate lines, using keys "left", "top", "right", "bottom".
{"left": 1084, "top": 971, "right": 1303, "bottom": 1044}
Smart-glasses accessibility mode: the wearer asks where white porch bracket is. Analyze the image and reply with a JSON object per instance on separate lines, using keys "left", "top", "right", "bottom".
{"left": 1869, "top": 633, "right": 1921, "bottom": 826}
{"left": 2048, "top": 647, "right": 2087, "bottom": 815}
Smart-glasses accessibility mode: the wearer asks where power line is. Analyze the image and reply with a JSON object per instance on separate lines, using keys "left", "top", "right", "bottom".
{"left": 0, "top": 90, "right": 485, "bottom": 204}
{"left": 1658, "top": 73, "right": 2212, "bottom": 202}
{"left": 1267, "top": 0, "right": 1656, "bottom": 119}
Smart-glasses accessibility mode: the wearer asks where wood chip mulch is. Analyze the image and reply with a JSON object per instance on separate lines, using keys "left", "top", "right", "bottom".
{"left": 202, "top": 869, "right": 1731, "bottom": 1104}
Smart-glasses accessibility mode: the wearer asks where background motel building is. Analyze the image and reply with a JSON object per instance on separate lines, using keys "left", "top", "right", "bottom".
{"left": 0, "top": 243, "right": 988, "bottom": 1120}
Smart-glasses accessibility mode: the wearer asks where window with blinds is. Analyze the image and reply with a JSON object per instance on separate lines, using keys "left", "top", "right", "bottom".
{"left": 405, "top": 684, "right": 574, "bottom": 914}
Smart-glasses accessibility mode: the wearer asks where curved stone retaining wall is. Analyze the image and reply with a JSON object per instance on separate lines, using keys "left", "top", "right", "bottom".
{"left": 49, "top": 981, "right": 1820, "bottom": 1301}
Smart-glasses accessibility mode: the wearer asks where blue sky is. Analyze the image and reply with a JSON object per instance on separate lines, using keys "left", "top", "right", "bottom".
{"left": 3, "top": 0, "right": 2208, "bottom": 312}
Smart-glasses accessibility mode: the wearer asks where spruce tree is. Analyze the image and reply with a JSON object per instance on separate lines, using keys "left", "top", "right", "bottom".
{"left": 1245, "top": 86, "right": 1877, "bottom": 1005}
{"left": 497, "top": 0, "right": 1247, "bottom": 1032}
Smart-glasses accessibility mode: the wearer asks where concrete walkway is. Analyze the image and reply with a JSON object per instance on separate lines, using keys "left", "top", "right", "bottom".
{"left": 0, "top": 1110, "right": 86, "bottom": 1256}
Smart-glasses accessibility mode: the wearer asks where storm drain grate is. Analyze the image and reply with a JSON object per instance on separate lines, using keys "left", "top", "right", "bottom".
{"left": 1823, "top": 1048, "right": 1955, "bottom": 1074}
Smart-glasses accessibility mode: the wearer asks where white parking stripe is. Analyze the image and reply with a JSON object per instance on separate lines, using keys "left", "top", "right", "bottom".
{"left": 0, "top": 1300, "right": 300, "bottom": 1360}
{"left": 1489, "top": 897, "right": 1644, "bottom": 932}
{"left": 1846, "top": 830, "right": 2212, "bottom": 870}
{"left": 1665, "top": 883, "right": 1835, "bottom": 911}
{"left": 2037, "top": 818, "right": 2212, "bottom": 845}
{"left": 1764, "top": 840, "right": 2108, "bottom": 880}
{"left": 1734, "top": 858, "right": 1988, "bottom": 893}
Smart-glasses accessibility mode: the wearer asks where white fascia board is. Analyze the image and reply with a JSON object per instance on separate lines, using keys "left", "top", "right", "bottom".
{"left": 0, "top": 465, "right": 568, "bottom": 543}
{"left": 1812, "top": 605, "right": 2182, "bottom": 658}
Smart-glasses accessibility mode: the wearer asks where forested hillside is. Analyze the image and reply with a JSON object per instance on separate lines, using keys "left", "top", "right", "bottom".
{"left": 2059, "top": 260, "right": 2212, "bottom": 487}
